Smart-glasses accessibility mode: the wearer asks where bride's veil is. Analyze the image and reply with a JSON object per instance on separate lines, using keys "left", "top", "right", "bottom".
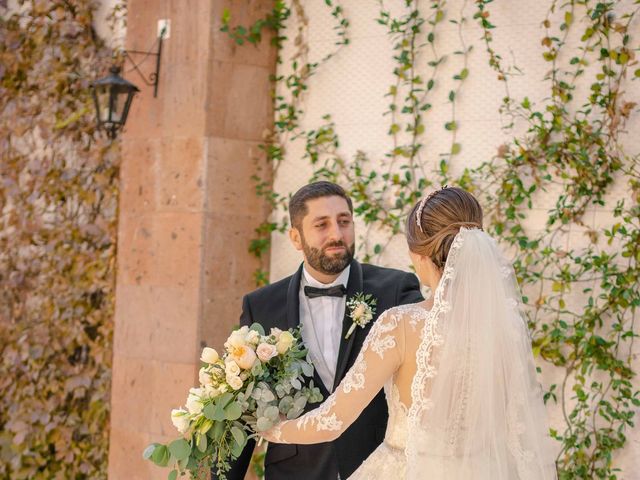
{"left": 406, "top": 228, "right": 557, "bottom": 479}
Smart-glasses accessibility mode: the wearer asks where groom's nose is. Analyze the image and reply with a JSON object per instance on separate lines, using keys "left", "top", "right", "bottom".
{"left": 326, "top": 220, "right": 343, "bottom": 242}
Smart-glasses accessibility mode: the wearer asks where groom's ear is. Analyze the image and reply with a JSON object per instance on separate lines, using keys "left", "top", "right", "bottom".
{"left": 289, "top": 227, "right": 303, "bottom": 251}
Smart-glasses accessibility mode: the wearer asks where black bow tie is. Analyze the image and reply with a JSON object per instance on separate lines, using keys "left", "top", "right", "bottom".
{"left": 304, "top": 285, "right": 347, "bottom": 299}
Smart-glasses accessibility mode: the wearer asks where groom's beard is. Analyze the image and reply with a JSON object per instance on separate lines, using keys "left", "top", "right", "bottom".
{"left": 302, "top": 238, "right": 355, "bottom": 275}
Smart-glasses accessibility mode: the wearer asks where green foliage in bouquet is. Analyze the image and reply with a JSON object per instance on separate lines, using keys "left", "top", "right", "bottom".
{"left": 144, "top": 324, "right": 322, "bottom": 480}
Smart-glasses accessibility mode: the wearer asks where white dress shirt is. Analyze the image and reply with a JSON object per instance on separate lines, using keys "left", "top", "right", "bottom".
{"left": 299, "top": 265, "right": 350, "bottom": 392}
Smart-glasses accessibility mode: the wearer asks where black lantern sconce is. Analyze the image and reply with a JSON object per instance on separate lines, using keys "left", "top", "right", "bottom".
{"left": 91, "top": 66, "right": 139, "bottom": 139}
{"left": 91, "top": 23, "right": 168, "bottom": 139}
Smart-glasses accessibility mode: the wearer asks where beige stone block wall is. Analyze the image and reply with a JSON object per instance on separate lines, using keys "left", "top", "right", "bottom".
{"left": 108, "top": 1, "right": 276, "bottom": 479}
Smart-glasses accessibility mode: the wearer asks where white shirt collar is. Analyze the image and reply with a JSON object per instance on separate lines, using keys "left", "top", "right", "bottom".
{"left": 302, "top": 264, "right": 351, "bottom": 289}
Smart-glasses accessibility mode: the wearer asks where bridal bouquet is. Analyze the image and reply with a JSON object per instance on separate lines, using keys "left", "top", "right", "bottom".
{"left": 144, "top": 324, "right": 322, "bottom": 479}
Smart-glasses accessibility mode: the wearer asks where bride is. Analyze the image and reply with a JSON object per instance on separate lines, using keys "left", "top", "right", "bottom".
{"left": 261, "top": 187, "right": 557, "bottom": 479}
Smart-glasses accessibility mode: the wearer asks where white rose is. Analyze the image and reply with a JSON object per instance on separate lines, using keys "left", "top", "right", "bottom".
{"left": 270, "top": 327, "right": 283, "bottom": 339}
{"left": 225, "top": 360, "right": 241, "bottom": 377}
{"left": 246, "top": 330, "right": 260, "bottom": 345}
{"left": 276, "top": 331, "right": 295, "bottom": 354}
{"left": 199, "top": 367, "right": 213, "bottom": 386}
{"left": 200, "top": 347, "right": 219, "bottom": 364}
{"left": 256, "top": 342, "right": 278, "bottom": 362}
{"left": 227, "top": 375, "right": 243, "bottom": 391}
{"left": 170, "top": 408, "right": 190, "bottom": 434}
{"left": 186, "top": 388, "right": 203, "bottom": 415}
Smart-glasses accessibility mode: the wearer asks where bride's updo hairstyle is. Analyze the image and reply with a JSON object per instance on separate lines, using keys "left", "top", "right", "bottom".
{"left": 407, "top": 186, "right": 483, "bottom": 270}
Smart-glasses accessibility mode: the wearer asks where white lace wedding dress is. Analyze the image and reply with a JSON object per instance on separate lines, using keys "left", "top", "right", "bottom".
{"left": 268, "top": 303, "right": 428, "bottom": 479}
{"left": 265, "top": 229, "right": 558, "bottom": 479}
{"left": 349, "top": 382, "right": 409, "bottom": 478}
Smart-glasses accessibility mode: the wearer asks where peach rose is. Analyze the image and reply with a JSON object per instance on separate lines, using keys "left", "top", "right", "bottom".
{"left": 256, "top": 343, "right": 278, "bottom": 362}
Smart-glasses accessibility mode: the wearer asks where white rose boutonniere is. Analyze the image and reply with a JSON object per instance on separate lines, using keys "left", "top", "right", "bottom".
{"left": 345, "top": 292, "right": 377, "bottom": 339}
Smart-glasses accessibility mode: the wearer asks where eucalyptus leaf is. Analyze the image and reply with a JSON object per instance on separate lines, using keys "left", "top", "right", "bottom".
{"left": 231, "top": 426, "right": 247, "bottom": 448}
{"left": 151, "top": 445, "right": 169, "bottom": 467}
{"left": 168, "top": 439, "right": 191, "bottom": 461}
{"left": 143, "top": 443, "right": 159, "bottom": 460}
{"left": 256, "top": 417, "right": 273, "bottom": 432}
{"left": 210, "top": 420, "right": 225, "bottom": 441}
{"left": 265, "top": 405, "right": 280, "bottom": 421}
{"left": 202, "top": 403, "right": 216, "bottom": 420}
{"left": 249, "top": 323, "right": 266, "bottom": 336}
{"left": 224, "top": 401, "right": 243, "bottom": 421}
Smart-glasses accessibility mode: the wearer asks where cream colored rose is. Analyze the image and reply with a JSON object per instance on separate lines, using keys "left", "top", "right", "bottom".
{"left": 186, "top": 388, "right": 203, "bottom": 415}
{"left": 353, "top": 303, "right": 366, "bottom": 319}
{"left": 232, "top": 344, "right": 257, "bottom": 370}
{"left": 276, "top": 331, "right": 295, "bottom": 354}
{"left": 200, "top": 347, "right": 219, "bottom": 364}
{"left": 246, "top": 329, "right": 260, "bottom": 345}
{"left": 225, "top": 327, "right": 249, "bottom": 352}
{"left": 227, "top": 375, "right": 243, "bottom": 391}
{"left": 270, "top": 327, "right": 283, "bottom": 339}
{"left": 225, "top": 360, "right": 241, "bottom": 377}
{"left": 256, "top": 342, "right": 278, "bottom": 362}
{"left": 170, "top": 408, "right": 190, "bottom": 434}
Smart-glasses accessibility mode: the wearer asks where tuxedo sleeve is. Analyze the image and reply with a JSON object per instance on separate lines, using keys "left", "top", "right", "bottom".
{"left": 211, "top": 294, "right": 256, "bottom": 480}
{"left": 396, "top": 271, "right": 423, "bottom": 305}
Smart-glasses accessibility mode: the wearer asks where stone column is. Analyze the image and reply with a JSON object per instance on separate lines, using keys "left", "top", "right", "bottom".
{"left": 107, "top": 1, "right": 276, "bottom": 478}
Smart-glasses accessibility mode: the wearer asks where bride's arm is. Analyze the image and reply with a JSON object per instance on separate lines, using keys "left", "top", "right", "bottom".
{"left": 260, "top": 309, "right": 405, "bottom": 445}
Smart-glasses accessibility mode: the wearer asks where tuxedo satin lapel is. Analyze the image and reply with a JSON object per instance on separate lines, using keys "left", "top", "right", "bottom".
{"left": 333, "top": 260, "right": 364, "bottom": 391}
{"left": 286, "top": 264, "right": 304, "bottom": 331}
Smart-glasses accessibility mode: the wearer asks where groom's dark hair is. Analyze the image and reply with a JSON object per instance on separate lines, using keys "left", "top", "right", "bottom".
{"left": 289, "top": 181, "right": 353, "bottom": 229}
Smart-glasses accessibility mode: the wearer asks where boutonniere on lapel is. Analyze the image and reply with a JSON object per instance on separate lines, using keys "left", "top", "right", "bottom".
{"left": 345, "top": 292, "right": 377, "bottom": 339}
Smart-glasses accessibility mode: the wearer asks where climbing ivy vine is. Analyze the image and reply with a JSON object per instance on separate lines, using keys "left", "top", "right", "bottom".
{"left": 223, "top": 0, "right": 639, "bottom": 478}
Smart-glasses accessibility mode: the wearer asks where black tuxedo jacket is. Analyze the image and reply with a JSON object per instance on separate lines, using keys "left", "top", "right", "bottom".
{"left": 217, "top": 259, "right": 422, "bottom": 480}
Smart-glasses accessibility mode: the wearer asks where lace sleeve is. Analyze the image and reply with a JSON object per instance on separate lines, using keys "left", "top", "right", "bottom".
{"left": 260, "top": 309, "right": 406, "bottom": 445}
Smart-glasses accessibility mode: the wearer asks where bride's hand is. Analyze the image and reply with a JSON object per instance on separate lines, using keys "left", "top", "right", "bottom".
{"left": 258, "top": 424, "right": 283, "bottom": 443}
{"left": 259, "top": 415, "right": 288, "bottom": 444}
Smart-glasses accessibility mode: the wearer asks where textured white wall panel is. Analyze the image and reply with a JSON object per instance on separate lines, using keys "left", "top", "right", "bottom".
{"left": 270, "top": 1, "right": 639, "bottom": 470}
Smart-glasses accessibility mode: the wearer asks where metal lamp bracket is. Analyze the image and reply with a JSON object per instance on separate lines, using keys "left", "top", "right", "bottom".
{"left": 122, "top": 20, "right": 169, "bottom": 98}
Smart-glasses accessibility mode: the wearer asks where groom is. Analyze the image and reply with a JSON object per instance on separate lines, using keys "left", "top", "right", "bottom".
{"left": 218, "top": 181, "right": 422, "bottom": 480}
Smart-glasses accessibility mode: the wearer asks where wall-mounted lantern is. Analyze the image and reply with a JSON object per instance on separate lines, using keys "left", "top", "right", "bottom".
{"left": 91, "top": 21, "right": 168, "bottom": 139}
{"left": 91, "top": 66, "right": 139, "bottom": 139}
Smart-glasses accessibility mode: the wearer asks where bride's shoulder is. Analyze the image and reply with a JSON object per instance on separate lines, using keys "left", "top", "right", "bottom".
{"left": 379, "top": 302, "right": 432, "bottom": 332}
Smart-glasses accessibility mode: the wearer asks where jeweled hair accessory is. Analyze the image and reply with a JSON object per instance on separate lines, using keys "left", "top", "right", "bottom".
{"left": 415, "top": 185, "right": 448, "bottom": 234}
